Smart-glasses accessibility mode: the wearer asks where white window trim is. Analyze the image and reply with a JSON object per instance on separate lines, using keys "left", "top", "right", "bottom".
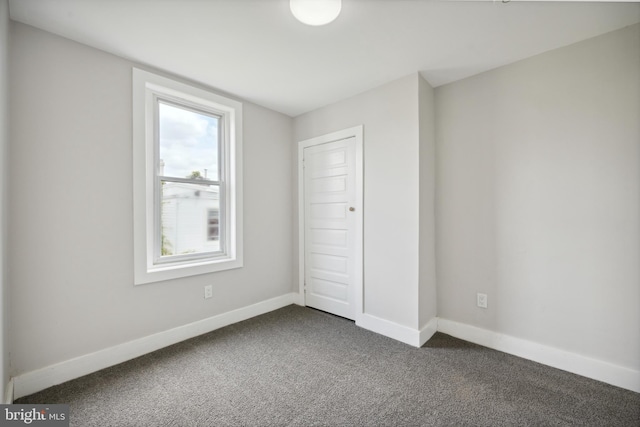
{"left": 133, "top": 68, "right": 243, "bottom": 285}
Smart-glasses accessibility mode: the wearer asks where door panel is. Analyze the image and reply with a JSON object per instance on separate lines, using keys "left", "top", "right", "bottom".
{"left": 304, "top": 137, "right": 357, "bottom": 320}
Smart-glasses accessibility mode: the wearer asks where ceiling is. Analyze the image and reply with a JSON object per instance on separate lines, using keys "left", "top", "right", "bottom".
{"left": 8, "top": 0, "right": 640, "bottom": 117}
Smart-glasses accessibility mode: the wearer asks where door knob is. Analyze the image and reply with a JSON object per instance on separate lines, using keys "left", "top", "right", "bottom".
{"left": 349, "top": 207, "right": 355, "bottom": 212}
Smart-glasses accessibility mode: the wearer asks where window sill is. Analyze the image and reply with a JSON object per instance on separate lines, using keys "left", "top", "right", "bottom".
{"left": 134, "top": 256, "right": 243, "bottom": 285}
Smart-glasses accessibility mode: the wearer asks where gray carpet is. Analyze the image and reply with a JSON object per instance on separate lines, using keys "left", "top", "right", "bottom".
{"left": 17, "top": 305, "right": 640, "bottom": 426}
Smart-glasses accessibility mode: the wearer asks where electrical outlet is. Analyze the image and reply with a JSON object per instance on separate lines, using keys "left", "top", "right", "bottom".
{"left": 204, "top": 285, "right": 213, "bottom": 299}
{"left": 477, "top": 293, "right": 488, "bottom": 309}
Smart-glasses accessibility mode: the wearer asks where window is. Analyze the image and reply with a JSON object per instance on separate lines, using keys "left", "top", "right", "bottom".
{"left": 207, "top": 209, "right": 220, "bottom": 242}
{"left": 133, "top": 68, "right": 242, "bottom": 285}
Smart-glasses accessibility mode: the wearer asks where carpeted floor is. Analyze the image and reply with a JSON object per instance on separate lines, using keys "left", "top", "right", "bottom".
{"left": 17, "top": 305, "right": 640, "bottom": 426}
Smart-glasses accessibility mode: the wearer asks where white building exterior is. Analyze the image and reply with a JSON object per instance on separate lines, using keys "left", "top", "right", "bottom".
{"left": 161, "top": 182, "right": 220, "bottom": 256}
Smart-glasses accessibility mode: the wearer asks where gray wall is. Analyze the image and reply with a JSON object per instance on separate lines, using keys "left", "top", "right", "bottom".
{"left": 418, "top": 76, "right": 437, "bottom": 329}
{"left": 435, "top": 23, "right": 640, "bottom": 371}
{"left": 294, "top": 73, "right": 435, "bottom": 331}
{"left": 0, "top": 0, "right": 9, "bottom": 403}
{"left": 8, "top": 22, "right": 293, "bottom": 376}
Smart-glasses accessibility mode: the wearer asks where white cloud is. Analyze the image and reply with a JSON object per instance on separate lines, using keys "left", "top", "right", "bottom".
{"left": 159, "top": 102, "right": 219, "bottom": 179}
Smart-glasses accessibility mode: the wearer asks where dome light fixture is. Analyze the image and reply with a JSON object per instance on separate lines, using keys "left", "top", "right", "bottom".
{"left": 290, "top": 0, "right": 342, "bottom": 26}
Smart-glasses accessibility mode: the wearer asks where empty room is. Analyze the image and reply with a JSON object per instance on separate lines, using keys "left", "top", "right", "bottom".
{"left": 1, "top": 0, "right": 639, "bottom": 425}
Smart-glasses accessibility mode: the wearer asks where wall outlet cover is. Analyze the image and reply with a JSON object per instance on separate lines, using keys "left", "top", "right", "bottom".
{"left": 204, "top": 285, "right": 213, "bottom": 299}
{"left": 477, "top": 293, "right": 488, "bottom": 309}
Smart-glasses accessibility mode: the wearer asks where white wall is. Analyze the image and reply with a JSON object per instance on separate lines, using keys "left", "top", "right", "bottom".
{"left": 8, "top": 23, "right": 293, "bottom": 377}
{"left": 294, "top": 74, "right": 426, "bottom": 331}
{"left": 436, "top": 24, "right": 640, "bottom": 373}
{"left": 0, "top": 0, "right": 10, "bottom": 404}
{"left": 418, "top": 76, "right": 437, "bottom": 329}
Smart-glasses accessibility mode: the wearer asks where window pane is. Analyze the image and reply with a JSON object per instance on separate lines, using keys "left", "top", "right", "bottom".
{"left": 207, "top": 209, "right": 220, "bottom": 241}
{"left": 160, "top": 181, "right": 221, "bottom": 256}
{"left": 158, "top": 102, "right": 219, "bottom": 181}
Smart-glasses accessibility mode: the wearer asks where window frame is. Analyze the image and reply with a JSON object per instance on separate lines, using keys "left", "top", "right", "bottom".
{"left": 133, "top": 68, "right": 243, "bottom": 285}
{"left": 154, "top": 99, "right": 225, "bottom": 265}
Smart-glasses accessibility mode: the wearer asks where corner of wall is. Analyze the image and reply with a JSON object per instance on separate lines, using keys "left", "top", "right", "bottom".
{"left": 4, "top": 379, "right": 12, "bottom": 404}
{"left": 13, "top": 293, "right": 298, "bottom": 399}
{"left": 418, "top": 73, "right": 437, "bottom": 329}
{"left": 438, "top": 318, "right": 640, "bottom": 393}
{"left": 0, "top": 0, "right": 10, "bottom": 406}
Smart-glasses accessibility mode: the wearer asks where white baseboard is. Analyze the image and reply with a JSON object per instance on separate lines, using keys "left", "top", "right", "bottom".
{"left": 4, "top": 378, "right": 13, "bottom": 404}
{"left": 419, "top": 318, "right": 438, "bottom": 347}
{"left": 356, "top": 314, "right": 437, "bottom": 348}
{"left": 292, "top": 292, "right": 305, "bottom": 306}
{"left": 437, "top": 318, "right": 640, "bottom": 394}
{"left": 13, "top": 300, "right": 637, "bottom": 399}
{"left": 13, "top": 293, "right": 297, "bottom": 399}
{"left": 356, "top": 313, "right": 420, "bottom": 347}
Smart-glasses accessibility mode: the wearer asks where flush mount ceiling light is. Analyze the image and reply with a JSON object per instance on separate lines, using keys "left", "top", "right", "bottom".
{"left": 290, "top": 0, "right": 342, "bottom": 26}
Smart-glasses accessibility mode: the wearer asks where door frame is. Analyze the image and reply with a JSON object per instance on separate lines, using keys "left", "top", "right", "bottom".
{"left": 297, "top": 125, "right": 364, "bottom": 322}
